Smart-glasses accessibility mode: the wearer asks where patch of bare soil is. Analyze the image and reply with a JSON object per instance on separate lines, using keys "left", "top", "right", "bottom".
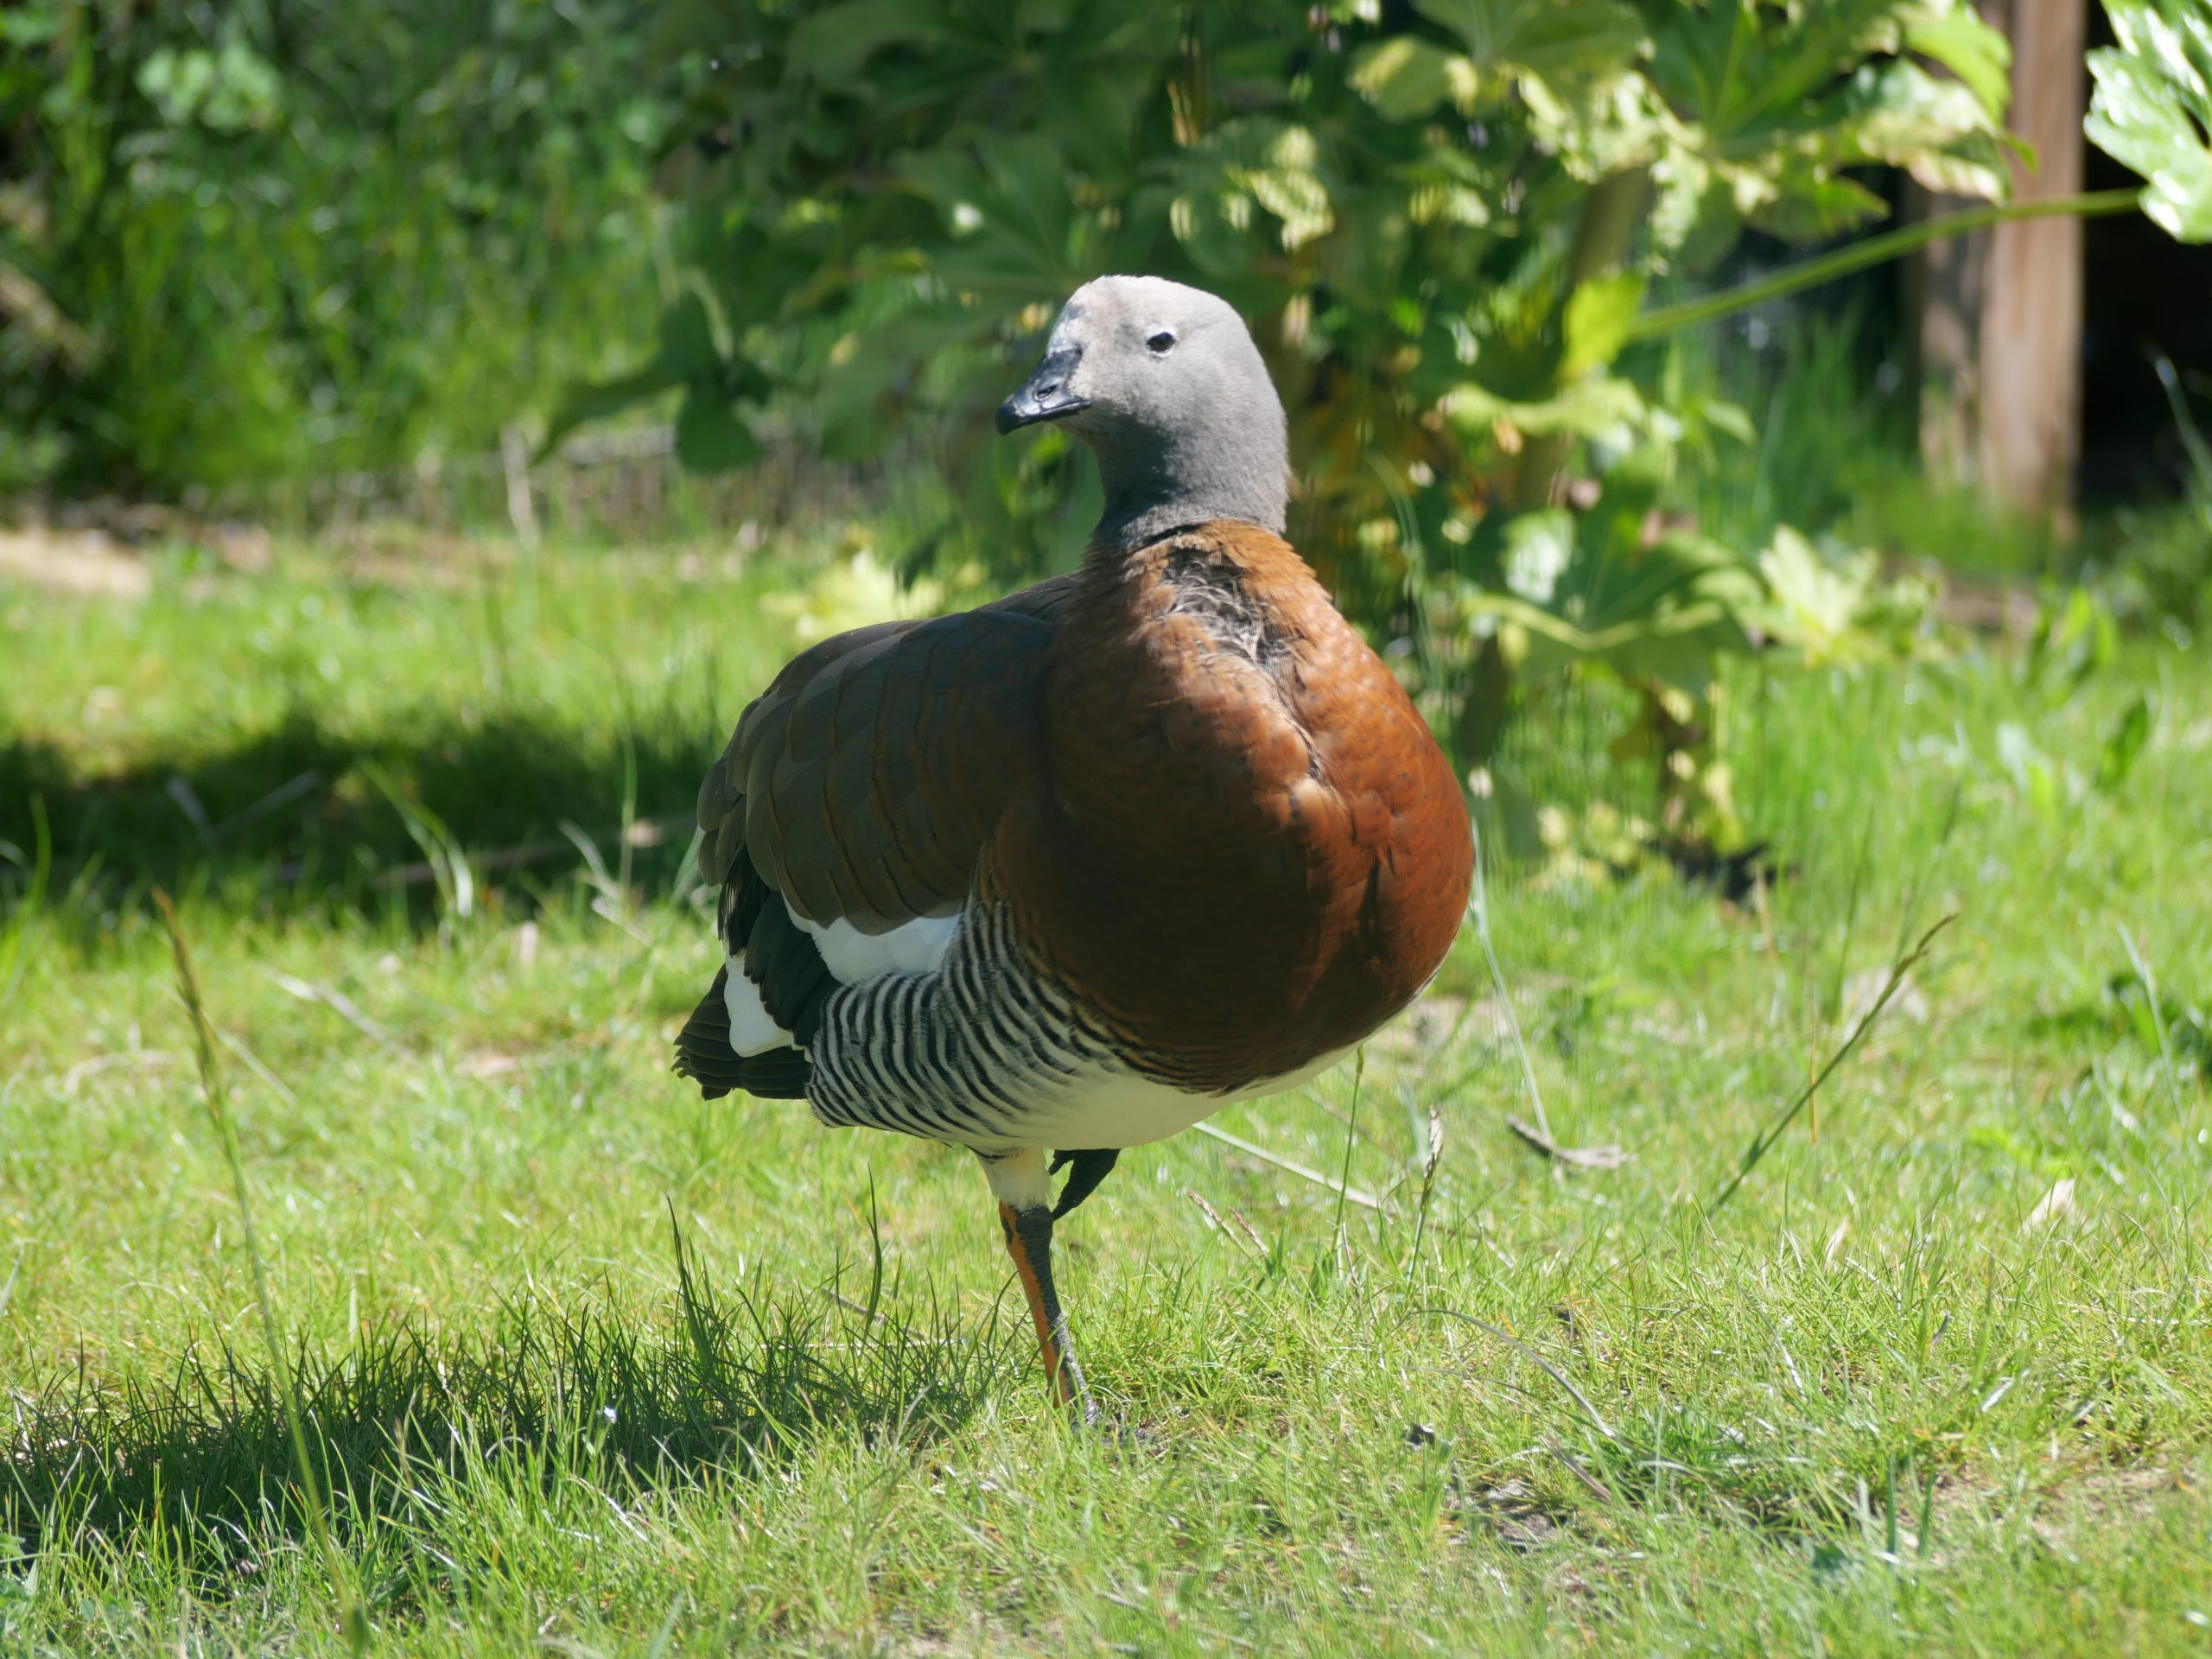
{"left": 1368, "top": 973, "right": 1577, "bottom": 1062}
{"left": 0, "top": 525, "right": 152, "bottom": 600}
{"left": 1920, "top": 1459, "right": 2202, "bottom": 1565}
{"left": 2028, "top": 1462, "right": 2200, "bottom": 1555}
{"left": 1929, "top": 570, "right": 2042, "bottom": 639}
{"left": 0, "top": 508, "right": 275, "bottom": 601}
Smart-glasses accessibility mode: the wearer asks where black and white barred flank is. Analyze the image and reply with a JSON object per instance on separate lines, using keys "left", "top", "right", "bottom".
{"left": 673, "top": 862, "right": 1215, "bottom": 1152}
{"left": 806, "top": 899, "right": 1128, "bottom": 1146}
{"left": 672, "top": 839, "right": 1307, "bottom": 1153}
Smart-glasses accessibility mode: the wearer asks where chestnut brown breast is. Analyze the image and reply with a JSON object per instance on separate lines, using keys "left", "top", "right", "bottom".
{"left": 986, "top": 521, "right": 1472, "bottom": 1092}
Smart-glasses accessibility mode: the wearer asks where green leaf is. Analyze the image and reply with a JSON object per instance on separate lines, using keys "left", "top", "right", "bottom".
{"left": 540, "top": 363, "right": 682, "bottom": 458}
{"left": 1501, "top": 509, "right": 1575, "bottom": 601}
{"left": 1903, "top": 3, "right": 2013, "bottom": 119}
{"left": 1560, "top": 270, "right": 1645, "bottom": 378}
{"left": 2024, "top": 588, "right": 2119, "bottom": 701}
{"left": 1472, "top": 583, "right": 1743, "bottom": 689}
{"left": 1647, "top": 0, "right": 1900, "bottom": 143}
{"left": 675, "top": 383, "right": 761, "bottom": 473}
{"left": 1149, "top": 117, "right": 1344, "bottom": 269}
{"left": 200, "top": 39, "right": 283, "bottom": 133}
{"left": 1443, "top": 373, "right": 1646, "bottom": 440}
{"left": 1637, "top": 0, "right": 2017, "bottom": 271}
{"left": 898, "top": 138, "right": 1089, "bottom": 299}
{"left": 0, "top": 5, "right": 67, "bottom": 46}
{"left": 1754, "top": 527, "right": 1877, "bottom": 663}
{"left": 1995, "top": 722, "right": 2065, "bottom": 822}
{"left": 136, "top": 39, "right": 283, "bottom": 133}
{"left": 1700, "top": 398, "right": 1755, "bottom": 445}
{"left": 2098, "top": 692, "right": 2153, "bottom": 791}
{"left": 1415, "top": 0, "right": 1645, "bottom": 101}
{"left": 1845, "top": 60, "right": 2012, "bottom": 198}
{"left": 786, "top": 0, "right": 949, "bottom": 87}
{"left": 541, "top": 292, "right": 739, "bottom": 459}
{"left": 137, "top": 48, "right": 216, "bottom": 126}
{"left": 653, "top": 293, "right": 723, "bottom": 382}
{"left": 1351, "top": 37, "right": 1474, "bottom": 119}
{"left": 1745, "top": 168, "right": 1892, "bottom": 241}
{"left": 1464, "top": 501, "right": 1752, "bottom": 691}
{"left": 1232, "top": 126, "right": 1336, "bottom": 252}
{"left": 2087, "top": 0, "right": 2212, "bottom": 242}
{"left": 814, "top": 297, "right": 998, "bottom": 460}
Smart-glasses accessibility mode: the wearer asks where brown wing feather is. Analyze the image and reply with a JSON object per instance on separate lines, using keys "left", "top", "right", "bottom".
{"left": 672, "top": 967, "right": 812, "bottom": 1099}
{"left": 696, "top": 576, "right": 1079, "bottom": 933}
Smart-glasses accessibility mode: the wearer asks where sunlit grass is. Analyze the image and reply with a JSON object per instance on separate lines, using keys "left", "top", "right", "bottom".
{"left": 4, "top": 531, "right": 2211, "bottom": 1655}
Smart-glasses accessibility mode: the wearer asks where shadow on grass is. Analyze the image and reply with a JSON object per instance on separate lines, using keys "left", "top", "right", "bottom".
{"left": 0, "top": 706, "right": 720, "bottom": 924}
{"left": 3, "top": 1233, "right": 1012, "bottom": 1574}
{"left": 2025, "top": 968, "right": 2212, "bottom": 1076}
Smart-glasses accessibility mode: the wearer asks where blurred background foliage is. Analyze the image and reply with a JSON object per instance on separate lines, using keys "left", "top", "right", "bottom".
{"left": 3, "top": 0, "right": 2209, "bottom": 862}
{"left": 613, "top": 0, "right": 2201, "bottom": 850}
{"left": 0, "top": 0, "right": 678, "bottom": 497}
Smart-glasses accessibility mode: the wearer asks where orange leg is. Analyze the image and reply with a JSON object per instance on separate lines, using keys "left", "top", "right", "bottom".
{"left": 997, "top": 1201, "right": 1098, "bottom": 1426}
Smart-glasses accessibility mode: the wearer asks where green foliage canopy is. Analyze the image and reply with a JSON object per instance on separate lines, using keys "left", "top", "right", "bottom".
{"left": 610, "top": 0, "right": 2212, "bottom": 842}
{"left": 626, "top": 0, "right": 2014, "bottom": 626}
{"left": 0, "top": 1, "right": 679, "bottom": 496}
{"left": 580, "top": 0, "right": 2037, "bottom": 842}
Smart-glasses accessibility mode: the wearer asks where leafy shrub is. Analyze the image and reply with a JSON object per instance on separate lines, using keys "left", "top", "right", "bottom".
{"left": 592, "top": 0, "right": 2016, "bottom": 845}
{"left": 0, "top": 1, "right": 678, "bottom": 497}
{"left": 607, "top": 0, "right": 2212, "bottom": 849}
{"left": 652, "top": 2, "right": 2019, "bottom": 575}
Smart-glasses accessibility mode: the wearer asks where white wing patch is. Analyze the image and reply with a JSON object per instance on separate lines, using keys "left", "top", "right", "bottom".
{"left": 794, "top": 910, "right": 958, "bottom": 982}
{"left": 723, "top": 959, "right": 795, "bottom": 1056}
{"left": 722, "top": 906, "right": 961, "bottom": 1057}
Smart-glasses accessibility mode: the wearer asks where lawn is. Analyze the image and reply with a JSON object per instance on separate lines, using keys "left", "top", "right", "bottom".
{"left": 4, "top": 531, "right": 2211, "bottom": 1656}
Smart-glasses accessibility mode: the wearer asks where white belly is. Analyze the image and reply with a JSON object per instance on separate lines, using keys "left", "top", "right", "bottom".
{"left": 972, "top": 1043, "right": 1357, "bottom": 1152}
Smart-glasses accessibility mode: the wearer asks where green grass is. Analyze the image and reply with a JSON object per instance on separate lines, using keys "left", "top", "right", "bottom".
{"left": 4, "top": 532, "right": 2212, "bottom": 1655}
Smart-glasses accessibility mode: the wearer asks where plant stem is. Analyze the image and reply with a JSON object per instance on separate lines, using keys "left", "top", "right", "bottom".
{"left": 1630, "top": 190, "right": 2141, "bottom": 342}
{"left": 153, "top": 890, "right": 370, "bottom": 1654}
{"left": 1511, "top": 166, "right": 1649, "bottom": 508}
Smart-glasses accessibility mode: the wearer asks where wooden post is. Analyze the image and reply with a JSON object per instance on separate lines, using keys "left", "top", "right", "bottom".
{"left": 1916, "top": 0, "right": 2087, "bottom": 521}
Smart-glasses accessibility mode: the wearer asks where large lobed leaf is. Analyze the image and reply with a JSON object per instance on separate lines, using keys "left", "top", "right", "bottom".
{"left": 541, "top": 292, "right": 767, "bottom": 471}
{"left": 2088, "top": 0, "right": 2212, "bottom": 241}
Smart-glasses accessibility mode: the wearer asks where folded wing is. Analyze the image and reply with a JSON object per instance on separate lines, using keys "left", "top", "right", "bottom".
{"left": 674, "top": 577, "right": 1077, "bottom": 1099}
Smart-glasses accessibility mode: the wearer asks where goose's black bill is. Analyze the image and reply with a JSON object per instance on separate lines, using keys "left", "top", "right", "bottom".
{"left": 997, "top": 346, "right": 1087, "bottom": 433}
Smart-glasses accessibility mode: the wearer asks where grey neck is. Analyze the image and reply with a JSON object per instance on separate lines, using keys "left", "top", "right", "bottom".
{"left": 1086, "top": 423, "right": 1289, "bottom": 555}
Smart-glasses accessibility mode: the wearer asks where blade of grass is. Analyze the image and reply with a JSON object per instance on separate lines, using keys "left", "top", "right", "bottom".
{"left": 1710, "top": 912, "right": 1959, "bottom": 1213}
{"left": 1332, "top": 1047, "right": 1367, "bottom": 1258}
{"left": 1413, "top": 1306, "right": 1618, "bottom": 1442}
{"left": 1468, "top": 820, "right": 1552, "bottom": 1146}
{"left": 1409, "top": 1101, "right": 1445, "bottom": 1273}
{"left": 2116, "top": 923, "right": 2189, "bottom": 1122}
{"left": 0, "top": 793, "right": 52, "bottom": 1011}
{"left": 152, "top": 889, "right": 370, "bottom": 1655}
{"left": 1191, "top": 1122, "right": 1382, "bottom": 1211}
{"left": 361, "top": 760, "right": 474, "bottom": 921}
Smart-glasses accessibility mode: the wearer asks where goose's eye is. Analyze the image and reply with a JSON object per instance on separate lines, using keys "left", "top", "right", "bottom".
{"left": 1145, "top": 328, "right": 1177, "bottom": 355}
